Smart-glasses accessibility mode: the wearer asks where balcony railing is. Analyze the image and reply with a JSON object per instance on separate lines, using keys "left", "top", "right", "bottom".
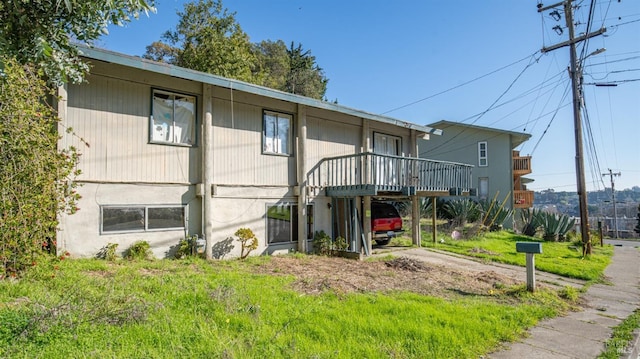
{"left": 513, "top": 190, "right": 534, "bottom": 208}
{"left": 513, "top": 155, "right": 532, "bottom": 176}
{"left": 307, "top": 152, "right": 473, "bottom": 197}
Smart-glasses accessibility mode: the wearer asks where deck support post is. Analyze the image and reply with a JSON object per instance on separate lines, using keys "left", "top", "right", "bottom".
{"left": 411, "top": 195, "right": 420, "bottom": 247}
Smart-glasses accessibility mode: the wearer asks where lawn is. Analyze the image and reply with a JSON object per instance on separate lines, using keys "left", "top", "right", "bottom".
{"left": 421, "top": 230, "right": 613, "bottom": 281}
{"left": 0, "top": 255, "right": 575, "bottom": 358}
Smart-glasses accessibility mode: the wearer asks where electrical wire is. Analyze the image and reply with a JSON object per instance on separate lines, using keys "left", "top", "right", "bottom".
{"left": 381, "top": 51, "right": 540, "bottom": 115}
{"left": 529, "top": 81, "right": 572, "bottom": 155}
{"left": 426, "top": 53, "right": 542, "bottom": 154}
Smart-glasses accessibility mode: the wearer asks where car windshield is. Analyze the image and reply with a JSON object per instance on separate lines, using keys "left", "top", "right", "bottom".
{"left": 372, "top": 203, "right": 398, "bottom": 217}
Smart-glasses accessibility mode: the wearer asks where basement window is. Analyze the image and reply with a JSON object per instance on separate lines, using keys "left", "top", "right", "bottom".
{"left": 266, "top": 203, "right": 313, "bottom": 244}
{"left": 101, "top": 205, "right": 185, "bottom": 234}
{"left": 150, "top": 89, "right": 196, "bottom": 146}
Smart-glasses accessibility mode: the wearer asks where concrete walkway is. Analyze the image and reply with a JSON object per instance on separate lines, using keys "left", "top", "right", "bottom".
{"left": 375, "top": 245, "right": 640, "bottom": 358}
{"left": 490, "top": 245, "right": 640, "bottom": 359}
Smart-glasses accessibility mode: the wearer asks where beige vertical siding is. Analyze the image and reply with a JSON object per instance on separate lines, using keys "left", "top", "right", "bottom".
{"left": 211, "top": 92, "right": 295, "bottom": 186}
{"left": 66, "top": 74, "right": 199, "bottom": 184}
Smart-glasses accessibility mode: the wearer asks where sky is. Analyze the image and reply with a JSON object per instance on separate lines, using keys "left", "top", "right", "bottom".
{"left": 98, "top": 0, "right": 640, "bottom": 192}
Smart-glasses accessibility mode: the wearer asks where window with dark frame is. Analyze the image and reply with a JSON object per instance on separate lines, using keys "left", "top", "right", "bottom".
{"left": 151, "top": 89, "right": 196, "bottom": 146}
{"left": 263, "top": 110, "right": 292, "bottom": 155}
{"left": 266, "top": 203, "right": 313, "bottom": 244}
{"left": 101, "top": 205, "right": 185, "bottom": 234}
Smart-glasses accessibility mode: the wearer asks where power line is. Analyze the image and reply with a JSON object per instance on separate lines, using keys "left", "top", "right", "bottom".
{"left": 381, "top": 52, "right": 540, "bottom": 115}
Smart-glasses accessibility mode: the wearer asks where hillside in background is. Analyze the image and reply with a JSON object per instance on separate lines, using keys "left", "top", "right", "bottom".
{"left": 534, "top": 187, "right": 640, "bottom": 217}
{"left": 534, "top": 187, "right": 640, "bottom": 235}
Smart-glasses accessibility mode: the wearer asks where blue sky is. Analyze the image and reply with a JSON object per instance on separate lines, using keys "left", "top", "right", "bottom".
{"left": 98, "top": 0, "right": 640, "bottom": 191}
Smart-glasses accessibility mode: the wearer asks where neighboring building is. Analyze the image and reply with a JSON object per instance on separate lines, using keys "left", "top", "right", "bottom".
{"left": 55, "top": 47, "right": 473, "bottom": 259}
{"left": 419, "top": 120, "right": 534, "bottom": 225}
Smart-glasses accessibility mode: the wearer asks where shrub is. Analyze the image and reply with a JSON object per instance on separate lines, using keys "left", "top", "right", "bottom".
{"left": 334, "top": 236, "right": 349, "bottom": 251}
{"left": 124, "top": 241, "right": 152, "bottom": 261}
{"left": 0, "top": 58, "right": 81, "bottom": 279}
{"left": 97, "top": 243, "right": 119, "bottom": 261}
{"left": 313, "top": 230, "right": 332, "bottom": 256}
{"left": 235, "top": 228, "right": 258, "bottom": 259}
{"left": 174, "top": 235, "right": 199, "bottom": 259}
{"left": 313, "top": 231, "right": 349, "bottom": 255}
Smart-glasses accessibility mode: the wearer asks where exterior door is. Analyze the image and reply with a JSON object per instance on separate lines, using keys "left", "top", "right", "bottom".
{"left": 373, "top": 133, "right": 401, "bottom": 185}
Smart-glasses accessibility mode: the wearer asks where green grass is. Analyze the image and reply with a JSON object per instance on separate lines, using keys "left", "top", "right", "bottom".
{"left": 599, "top": 309, "right": 640, "bottom": 358}
{"left": 423, "top": 231, "right": 613, "bottom": 281}
{"left": 0, "top": 256, "right": 573, "bottom": 358}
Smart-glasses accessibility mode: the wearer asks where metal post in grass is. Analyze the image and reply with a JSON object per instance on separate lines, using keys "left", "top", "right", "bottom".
{"left": 516, "top": 242, "right": 542, "bottom": 292}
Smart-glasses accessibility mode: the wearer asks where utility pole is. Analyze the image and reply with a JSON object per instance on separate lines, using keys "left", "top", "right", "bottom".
{"left": 602, "top": 169, "right": 622, "bottom": 239}
{"left": 538, "top": 0, "right": 606, "bottom": 255}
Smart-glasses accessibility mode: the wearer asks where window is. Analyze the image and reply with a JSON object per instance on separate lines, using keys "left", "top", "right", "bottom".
{"left": 266, "top": 203, "right": 313, "bottom": 244}
{"left": 151, "top": 89, "right": 196, "bottom": 146}
{"left": 263, "top": 110, "right": 292, "bottom": 155}
{"left": 478, "top": 141, "right": 488, "bottom": 167}
{"left": 101, "top": 205, "right": 185, "bottom": 234}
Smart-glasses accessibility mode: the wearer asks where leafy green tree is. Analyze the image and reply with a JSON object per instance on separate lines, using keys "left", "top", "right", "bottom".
{"left": 0, "top": 59, "right": 80, "bottom": 278}
{"left": 145, "top": 1, "right": 329, "bottom": 99}
{"left": 0, "top": 0, "right": 155, "bottom": 84}
{"left": 252, "top": 40, "right": 290, "bottom": 91}
{"left": 252, "top": 40, "right": 328, "bottom": 99}
{"left": 285, "top": 42, "right": 328, "bottom": 99}
{"left": 144, "top": 0, "right": 256, "bottom": 83}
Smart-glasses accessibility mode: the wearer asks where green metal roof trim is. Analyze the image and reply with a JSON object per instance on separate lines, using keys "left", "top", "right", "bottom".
{"left": 78, "top": 45, "right": 442, "bottom": 136}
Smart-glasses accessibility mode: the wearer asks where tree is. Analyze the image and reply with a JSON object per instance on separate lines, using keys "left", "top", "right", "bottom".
{"left": 144, "top": 0, "right": 256, "bottom": 83}
{"left": 252, "top": 40, "right": 329, "bottom": 99}
{"left": 252, "top": 40, "right": 290, "bottom": 91}
{"left": 285, "top": 42, "right": 328, "bottom": 99}
{"left": 0, "top": 0, "right": 155, "bottom": 85}
{"left": 145, "top": 1, "right": 329, "bottom": 99}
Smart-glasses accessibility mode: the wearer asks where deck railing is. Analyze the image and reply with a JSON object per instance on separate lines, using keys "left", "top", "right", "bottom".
{"left": 513, "top": 190, "right": 534, "bottom": 208}
{"left": 307, "top": 152, "right": 473, "bottom": 195}
{"left": 513, "top": 155, "right": 532, "bottom": 175}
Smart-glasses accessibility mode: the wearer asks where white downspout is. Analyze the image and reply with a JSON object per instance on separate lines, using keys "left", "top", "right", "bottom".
{"left": 297, "top": 104, "right": 308, "bottom": 253}
{"left": 203, "top": 84, "right": 214, "bottom": 259}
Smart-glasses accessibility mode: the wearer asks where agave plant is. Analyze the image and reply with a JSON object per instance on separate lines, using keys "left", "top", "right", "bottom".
{"left": 442, "top": 199, "right": 481, "bottom": 227}
{"left": 519, "top": 208, "right": 542, "bottom": 237}
{"left": 557, "top": 214, "right": 576, "bottom": 241}
{"left": 540, "top": 212, "right": 561, "bottom": 241}
{"left": 479, "top": 195, "right": 513, "bottom": 231}
{"left": 538, "top": 212, "right": 575, "bottom": 242}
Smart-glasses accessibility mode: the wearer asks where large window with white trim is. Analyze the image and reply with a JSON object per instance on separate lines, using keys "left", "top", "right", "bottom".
{"left": 150, "top": 89, "right": 196, "bottom": 146}
{"left": 478, "top": 141, "right": 488, "bottom": 167}
{"left": 263, "top": 110, "right": 292, "bottom": 155}
{"left": 101, "top": 205, "right": 185, "bottom": 234}
{"left": 266, "top": 203, "right": 313, "bottom": 244}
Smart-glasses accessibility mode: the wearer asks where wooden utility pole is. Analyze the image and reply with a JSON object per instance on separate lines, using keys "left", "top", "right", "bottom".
{"left": 538, "top": 0, "right": 606, "bottom": 255}
{"left": 602, "top": 169, "right": 622, "bottom": 239}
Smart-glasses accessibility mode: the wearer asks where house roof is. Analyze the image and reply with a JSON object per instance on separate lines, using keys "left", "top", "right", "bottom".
{"left": 78, "top": 46, "right": 442, "bottom": 137}
{"left": 427, "top": 120, "right": 531, "bottom": 148}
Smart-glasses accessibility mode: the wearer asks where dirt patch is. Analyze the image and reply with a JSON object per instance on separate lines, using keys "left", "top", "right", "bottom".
{"left": 252, "top": 255, "right": 519, "bottom": 299}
